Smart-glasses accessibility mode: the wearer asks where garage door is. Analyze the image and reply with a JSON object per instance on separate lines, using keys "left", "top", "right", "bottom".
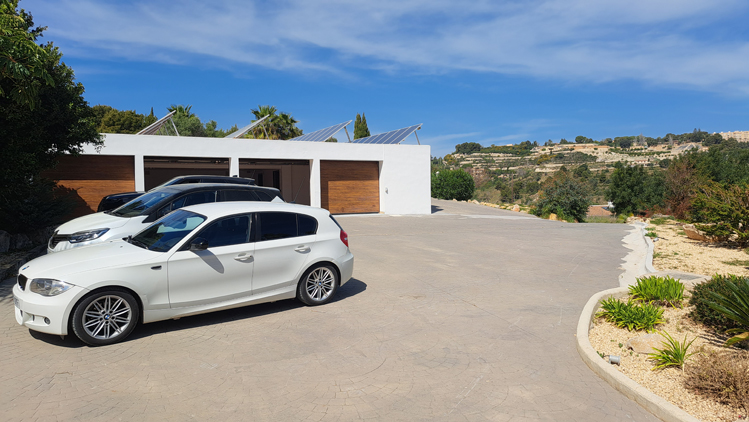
{"left": 321, "top": 161, "right": 379, "bottom": 214}
{"left": 43, "top": 155, "right": 135, "bottom": 217}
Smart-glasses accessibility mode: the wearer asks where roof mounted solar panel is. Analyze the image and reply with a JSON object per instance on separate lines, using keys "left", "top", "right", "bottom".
{"left": 288, "top": 121, "right": 352, "bottom": 142}
{"left": 136, "top": 111, "right": 178, "bottom": 136}
{"left": 225, "top": 115, "right": 270, "bottom": 138}
{"left": 351, "top": 124, "right": 422, "bottom": 144}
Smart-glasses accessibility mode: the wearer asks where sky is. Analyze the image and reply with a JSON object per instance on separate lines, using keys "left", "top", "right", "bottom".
{"left": 22, "top": 0, "right": 749, "bottom": 157}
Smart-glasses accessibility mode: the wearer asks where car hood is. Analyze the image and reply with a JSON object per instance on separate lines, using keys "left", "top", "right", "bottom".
{"left": 20, "top": 241, "right": 160, "bottom": 281}
{"left": 56, "top": 212, "right": 137, "bottom": 234}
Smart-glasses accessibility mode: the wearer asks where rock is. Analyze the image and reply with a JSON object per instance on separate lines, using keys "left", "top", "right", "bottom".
{"left": 548, "top": 213, "right": 558, "bottom": 221}
{"left": 12, "top": 233, "right": 32, "bottom": 250}
{"left": 683, "top": 224, "right": 711, "bottom": 242}
{"left": 470, "top": 200, "right": 479, "bottom": 204}
{"left": 512, "top": 204, "right": 520, "bottom": 212}
{"left": 0, "top": 230, "right": 9, "bottom": 253}
{"left": 625, "top": 333, "right": 666, "bottom": 354}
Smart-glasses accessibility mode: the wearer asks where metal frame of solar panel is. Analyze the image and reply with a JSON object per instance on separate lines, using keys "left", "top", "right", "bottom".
{"left": 224, "top": 115, "right": 270, "bottom": 138}
{"left": 136, "top": 111, "right": 178, "bottom": 136}
{"left": 288, "top": 121, "right": 352, "bottom": 142}
{"left": 351, "top": 124, "right": 422, "bottom": 144}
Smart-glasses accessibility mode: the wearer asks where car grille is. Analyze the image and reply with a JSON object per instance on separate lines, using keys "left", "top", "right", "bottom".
{"left": 48, "top": 233, "right": 69, "bottom": 249}
{"left": 17, "top": 274, "right": 27, "bottom": 291}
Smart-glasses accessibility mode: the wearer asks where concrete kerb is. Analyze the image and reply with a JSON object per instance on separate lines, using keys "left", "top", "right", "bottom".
{"left": 576, "top": 222, "right": 703, "bottom": 422}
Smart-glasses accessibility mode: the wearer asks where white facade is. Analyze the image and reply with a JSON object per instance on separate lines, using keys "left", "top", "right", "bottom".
{"left": 82, "top": 133, "right": 432, "bottom": 215}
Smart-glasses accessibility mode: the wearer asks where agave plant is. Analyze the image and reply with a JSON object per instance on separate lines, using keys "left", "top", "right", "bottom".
{"left": 708, "top": 275, "right": 749, "bottom": 347}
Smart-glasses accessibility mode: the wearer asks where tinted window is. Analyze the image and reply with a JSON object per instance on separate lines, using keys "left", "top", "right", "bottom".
{"left": 158, "top": 190, "right": 216, "bottom": 218}
{"left": 258, "top": 212, "right": 297, "bottom": 241}
{"left": 298, "top": 215, "right": 317, "bottom": 236}
{"left": 221, "top": 190, "right": 259, "bottom": 202}
{"left": 254, "top": 191, "right": 275, "bottom": 201}
{"left": 198, "top": 215, "right": 251, "bottom": 248}
{"left": 112, "top": 190, "right": 175, "bottom": 217}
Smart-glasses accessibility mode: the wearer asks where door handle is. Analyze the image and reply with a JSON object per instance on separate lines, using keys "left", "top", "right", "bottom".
{"left": 294, "top": 245, "right": 310, "bottom": 253}
{"left": 234, "top": 253, "right": 253, "bottom": 261}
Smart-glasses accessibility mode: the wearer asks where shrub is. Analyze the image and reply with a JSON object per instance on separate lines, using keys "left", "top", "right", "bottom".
{"left": 597, "top": 297, "right": 664, "bottom": 332}
{"left": 606, "top": 163, "right": 665, "bottom": 215}
{"left": 0, "top": 178, "right": 76, "bottom": 233}
{"left": 691, "top": 182, "right": 749, "bottom": 247}
{"left": 533, "top": 175, "right": 591, "bottom": 222}
{"left": 690, "top": 274, "right": 748, "bottom": 333}
{"left": 648, "top": 331, "right": 697, "bottom": 370}
{"left": 629, "top": 275, "right": 684, "bottom": 308}
{"left": 431, "top": 169, "right": 475, "bottom": 201}
{"left": 684, "top": 351, "right": 749, "bottom": 414}
{"left": 707, "top": 276, "right": 749, "bottom": 347}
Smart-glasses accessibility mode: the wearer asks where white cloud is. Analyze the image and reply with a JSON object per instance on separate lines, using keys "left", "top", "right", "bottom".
{"left": 28, "top": 0, "right": 749, "bottom": 93}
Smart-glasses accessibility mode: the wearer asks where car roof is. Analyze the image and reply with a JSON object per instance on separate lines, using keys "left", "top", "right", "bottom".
{"left": 181, "top": 202, "right": 326, "bottom": 219}
{"left": 150, "top": 183, "right": 279, "bottom": 193}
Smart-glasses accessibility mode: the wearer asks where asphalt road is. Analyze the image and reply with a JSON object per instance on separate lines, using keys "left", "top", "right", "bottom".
{"left": 0, "top": 199, "right": 657, "bottom": 421}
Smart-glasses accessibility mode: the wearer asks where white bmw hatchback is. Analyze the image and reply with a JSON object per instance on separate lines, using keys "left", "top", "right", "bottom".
{"left": 13, "top": 202, "right": 354, "bottom": 346}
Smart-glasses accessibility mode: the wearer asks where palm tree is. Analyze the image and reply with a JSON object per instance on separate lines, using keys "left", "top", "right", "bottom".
{"left": 248, "top": 105, "right": 302, "bottom": 140}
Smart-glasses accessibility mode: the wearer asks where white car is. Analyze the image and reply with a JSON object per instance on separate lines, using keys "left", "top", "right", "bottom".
{"left": 14, "top": 202, "right": 354, "bottom": 346}
{"left": 48, "top": 183, "right": 283, "bottom": 254}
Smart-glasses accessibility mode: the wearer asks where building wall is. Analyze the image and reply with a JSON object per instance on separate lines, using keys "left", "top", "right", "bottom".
{"left": 78, "top": 134, "right": 431, "bottom": 215}
{"left": 719, "top": 131, "right": 749, "bottom": 142}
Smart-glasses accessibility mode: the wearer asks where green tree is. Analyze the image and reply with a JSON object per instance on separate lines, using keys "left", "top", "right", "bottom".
{"left": 354, "top": 112, "right": 370, "bottom": 139}
{"left": 454, "top": 142, "right": 482, "bottom": 154}
{"left": 533, "top": 174, "right": 591, "bottom": 222}
{"left": 0, "top": 3, "right": 102, "bottom": 232}
{"left": 248, "top": 105, "right": 302, "bottom": 140}
{"left": 606, "top": 163, "right": 665, "bottom": 215}
{"left": 167, "top": 104, "right": 205, "bottom": 137}
{"left": 431, "top": 169, "right": 475, "bottom": 201}
{"left": 0, "top": 0, "right": 53, "bottom": 109}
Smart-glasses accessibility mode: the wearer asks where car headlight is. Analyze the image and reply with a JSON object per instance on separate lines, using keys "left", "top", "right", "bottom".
{"left": 29, "top": 278, "right": 74, "bottom": 296}
{"left": 69, "top": 228, "right": 109, "bottom": 243}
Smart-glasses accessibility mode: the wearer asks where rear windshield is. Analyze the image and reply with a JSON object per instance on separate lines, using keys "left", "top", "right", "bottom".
{"left": 111, "top": 190, "right": 176, "bottom": 217}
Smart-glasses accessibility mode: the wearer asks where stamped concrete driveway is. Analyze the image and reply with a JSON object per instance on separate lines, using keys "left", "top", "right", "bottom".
{"left": 0, "top": 199, "right": 657, "bottom": 421}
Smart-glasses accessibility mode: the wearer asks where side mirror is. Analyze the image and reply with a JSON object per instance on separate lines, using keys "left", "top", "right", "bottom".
{"left": 190, "top": 237, "right": 208, "bottom": 251}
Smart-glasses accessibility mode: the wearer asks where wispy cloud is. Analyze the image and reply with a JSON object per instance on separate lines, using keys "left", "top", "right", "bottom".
{"left": 28, "top": 0, "right": 749, "bottom": 94}
{"left": 421, "top": 132, "right": 482, "bottom": 143}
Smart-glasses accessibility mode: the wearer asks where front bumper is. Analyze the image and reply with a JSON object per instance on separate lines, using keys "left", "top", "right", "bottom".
{"left": 13, "top": 282, "right": 86, "bottom": 336}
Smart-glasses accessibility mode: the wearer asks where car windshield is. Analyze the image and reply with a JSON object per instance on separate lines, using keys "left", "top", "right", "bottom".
{"left": 111, "top": 190, "right": 176, "bottom": 217}
{"left": 131, "top": 209, "right": 206, "bottom": 252}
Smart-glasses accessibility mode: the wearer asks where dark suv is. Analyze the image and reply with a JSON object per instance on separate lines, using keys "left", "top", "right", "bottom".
{"left": 49, "top": 183, "right": 283, "bottom": 253}
{"left": 96, "top": 175, "right": 256, "bottom": 212}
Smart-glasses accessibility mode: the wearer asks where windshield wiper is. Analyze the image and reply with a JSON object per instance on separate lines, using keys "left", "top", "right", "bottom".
{"left": 125, "top": 235, "right": 149, "bottom": 250}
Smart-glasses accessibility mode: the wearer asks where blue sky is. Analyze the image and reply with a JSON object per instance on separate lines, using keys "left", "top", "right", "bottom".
{"left": 23, "top": 0, "right": 749, "bottom": 157}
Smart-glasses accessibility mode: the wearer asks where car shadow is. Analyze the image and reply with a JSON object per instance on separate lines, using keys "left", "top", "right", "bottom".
{"left": 431, "top": 205, "right": 443, "bottom": 214}
{"left": 23, "top": 278, "right": 367, "bottom": 348}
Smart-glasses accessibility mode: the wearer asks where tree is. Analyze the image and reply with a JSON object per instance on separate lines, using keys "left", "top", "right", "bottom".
{"left": 606, "top": 163, "right": 665, "bottom": 215}
{"left": 94, "top": 106, "right": 155, "bottom": 134}
{"left": 354, "top": 112, "right": 370, "bottom": 139}
{"left": 0, "top": 0, "right": 53, "bottom": 109}
{"left": 168, "top": 104, "right": 205, "bottom": 137}
{"left": 0, "top": 3, "right": 102, "bottom": 231}
{"left": 533, "top": 174, "right": 591, "bottom": 222}
{"left": 248, "top": 105, "right": 302, "bottom": 140}
{"left": 559, "top": 138, "right": 570, "bottom": 144}
{"left": 575, "top": 135, "right": 593, "bottom": 144}
{"left": 431, "top": 169, "right": 475, "bottom": 201}
{"left": 454, "top": 142, "right": 482, "bottom": 154}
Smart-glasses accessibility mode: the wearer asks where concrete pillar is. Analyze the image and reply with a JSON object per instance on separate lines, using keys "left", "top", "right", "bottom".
{"left": 310, "top": 158, "right": 321, "bottom": 207}
{"left": 134, "top": 154, "right": 145, "bottom": 191}
{"left": 229, "top": 156, "right": 239, "bottom": 177}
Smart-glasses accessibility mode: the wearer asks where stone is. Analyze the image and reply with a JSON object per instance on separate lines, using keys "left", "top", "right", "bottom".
{"left": 512, "top": 204, "right": 520, "bottom": 212}
{"left": 0, "top": 230, "right": 10, "bottom": 253}
{"left": 548, "top": 213, "right": 558, "bottom": 221}
{"left": 683, "top": 224, "right": 711, "bottom": 242}
{"left": 11, "top": 233, "right": 32, "bottom": 250}
{"left": 625, "top": 333, "right": 666, "bottom": 354}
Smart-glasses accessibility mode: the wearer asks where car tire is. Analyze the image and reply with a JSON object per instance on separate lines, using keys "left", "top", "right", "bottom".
{"left": 297, "top": 264, "right": 339, "bottom": 306}
{"left": 71, "top": 289, "right": 139, "bottom": 346}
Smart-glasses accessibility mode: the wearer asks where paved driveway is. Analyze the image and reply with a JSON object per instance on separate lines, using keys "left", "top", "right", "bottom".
{"left": 0, "top": 199, "right": 657, "bottom": 421}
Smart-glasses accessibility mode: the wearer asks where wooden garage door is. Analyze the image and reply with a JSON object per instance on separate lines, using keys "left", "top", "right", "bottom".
{"left": 321, "top": 161, "right": 379, "bottom": 214}
{"left": 43, "top": 155, "right": 135, "bottom": 217}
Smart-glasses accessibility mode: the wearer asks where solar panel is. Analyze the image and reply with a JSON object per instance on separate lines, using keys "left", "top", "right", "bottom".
{"left": 136, "top": 111, "right": 178, "bottom": 136}
{"left": 351, "top": 124, "right": 422, "bottom": 144}
{"left": 225, "top": 115, "right": 270, "bottom": 138}
{"left": 288, "top": 121, "right": 352, "bottom": 142}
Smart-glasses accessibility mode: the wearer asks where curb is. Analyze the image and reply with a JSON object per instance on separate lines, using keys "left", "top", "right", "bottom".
{"left": 576, "top": 287, "right": 701, "bottom": 422}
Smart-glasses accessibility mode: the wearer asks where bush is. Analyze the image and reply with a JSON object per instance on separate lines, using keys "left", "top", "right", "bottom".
{"left": 689, "top": 274, "right": 748, "bottom": 332}
{"left": 0, "top": 178, "right": 76, "bottom": 233}
{"left": 533, "top": 176, "right": 591, "bottom": 222}
{"left": 606, "top": 163, "right": 665, "bottom": 215}
{"left": 431, "top": 169, "right": 475, "bottom": 201}
{"left": 597, "top": 297, "right": 664, "bottom": 332}
{"left": 648, "top": 331, "right": 697, "bottom": 370}
{"left": 707, "top": 276, "right": 749, "bottom": 347}
{"left": 629, "top": 275, "right": 684, "bottom": 308}
{"left": 684, "top": 351, "right": 749, "bottom": 414}
{"left": 691, "top": 182, "right": 749, "bottom": 247}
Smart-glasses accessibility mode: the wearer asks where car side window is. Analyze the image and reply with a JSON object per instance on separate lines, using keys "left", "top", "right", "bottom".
{"left": 220, "top": 189, "right": 260, "bottom": 202}
{"left": 254, "top": 190, "right": 274, "bottom": 201}
{"left": 257, "top": 212, "right": 297, "bottom": 241}
{"left": 298, "top": 215, "right": 317, "bottom": 236}
{"left": 196, "top": 215, "right": 251, "bottom": 248}
{"left": 157, "top": 191, "right": 217, "bottom": 218}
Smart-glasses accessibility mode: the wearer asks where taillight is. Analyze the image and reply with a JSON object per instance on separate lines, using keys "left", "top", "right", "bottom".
{"left": 340, "top": 229, "right": 349, "bottom": 247}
